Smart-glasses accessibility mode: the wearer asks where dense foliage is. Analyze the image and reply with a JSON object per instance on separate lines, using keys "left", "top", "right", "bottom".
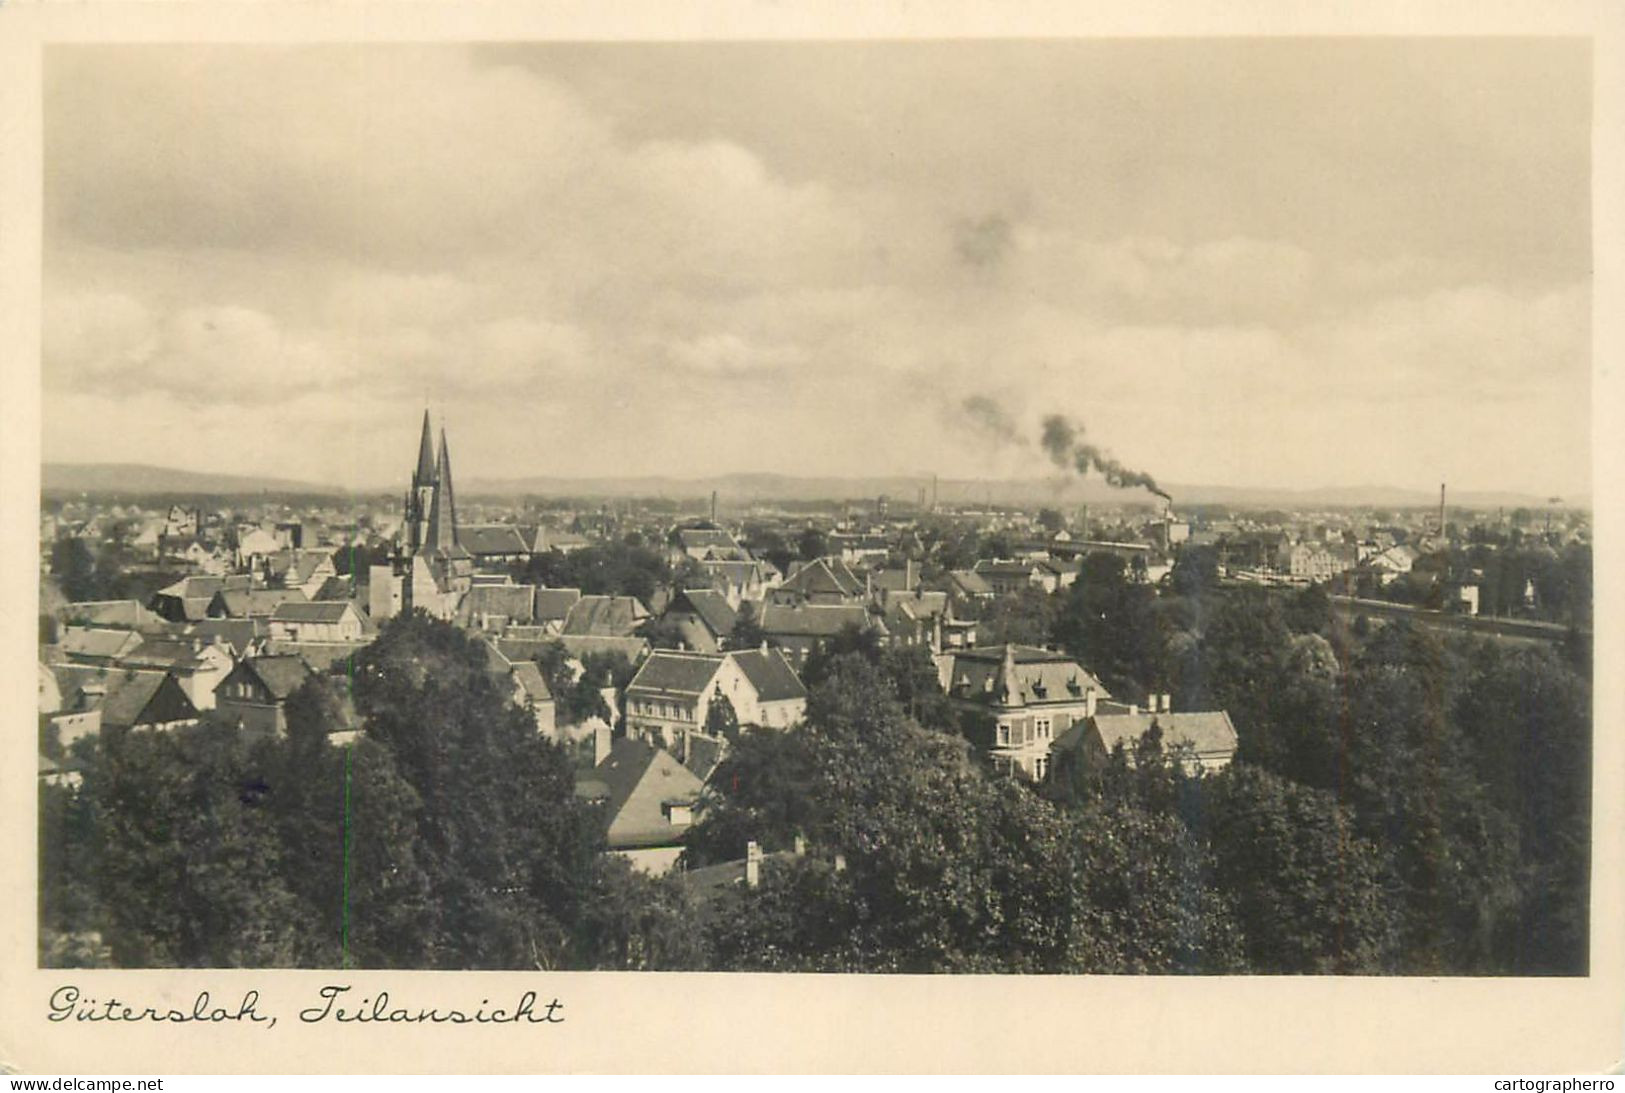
{"left": 41, "top": 559, "right": 1591, "bottom": 975}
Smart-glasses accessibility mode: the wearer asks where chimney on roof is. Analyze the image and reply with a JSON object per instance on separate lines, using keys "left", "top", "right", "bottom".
{"left": 1161, "top": 693, "right": 1172, "bottom": 714}
{"left": 793, "top": 834, "right": 806, "bottom": 857}
{"left": 1146, "top": 693, "right": 1156, "bottom": 714}
{"left": 1128, "top": 703, "right": 1138, "bottom": 716}
{"left": 593, "top": 723, "right": 612, "bottom": 766}
{"left": 1085, "top": 686, "right": 1097, "bottom": 718}
{"left": 745, "top": 840, "right": 762, "bottom": 889}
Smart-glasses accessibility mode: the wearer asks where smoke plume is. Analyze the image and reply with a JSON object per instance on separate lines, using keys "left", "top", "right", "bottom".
{"left": 961, "top": 394, "right": 1027, "bottom": 448}
{"left": 1039, "top": 413, "right": 1170, "bottom": 500}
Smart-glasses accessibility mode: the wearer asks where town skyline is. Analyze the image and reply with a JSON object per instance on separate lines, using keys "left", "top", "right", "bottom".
{"left": 42, "top": 40, "right": 1592, "bottom": 498}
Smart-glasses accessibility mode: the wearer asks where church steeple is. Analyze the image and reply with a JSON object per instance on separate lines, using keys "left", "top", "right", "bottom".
{"left": 425, "top": 427, "right": 459, "bottom": 552}
{"left": 413, "top": 409, "right": 437, "bottom": 487}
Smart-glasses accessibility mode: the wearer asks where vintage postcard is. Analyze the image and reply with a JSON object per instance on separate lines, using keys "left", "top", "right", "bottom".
{"left": 1, "top": 0, "right": 1622, "bottom": 1075}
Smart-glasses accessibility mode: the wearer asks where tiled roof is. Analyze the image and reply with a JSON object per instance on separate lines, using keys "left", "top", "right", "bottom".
{"left": 939, "top": 644, "right": 1110, "bottom": 707}
{"left": 730, "top": 648, "right": 807, "bottom": 704}
{"left": 60, "top": 626, "right": 143, "bottom": 661}
{"left": 581, "top": 739, "right": 704, "bottom": 850}
{"left": 460, "top": 584, "right": 538, "bottom": 624}
{"left": 1084, "top": 711, "right": 1239, "bottom": 761}
{"left": 627, "top": 651, "right": 725, "bottom": 697}
{"left": 759, "top": 603, "right": 878, "bottom": 638}
{"left": 683, "top": 734, "right": 726, "bottom": 782}
{"left": 271, "top": 601, "right": 356, "bottom": 623}
{"left": 779, "top": 558, "right": 863, "bottom": 598}
{"left": 533, "top": 588, "right": 582, "bottom": 622}
{"left": 945, "top": 569, "right": 994, "bottom": 596}
{"left": 241, "top": 655, "right": 314, "bottom": 701}
{"left": 669, "top": 588, "right": 737, "bottom": 637}
{"left": 263, "top": 641, "right": 362, "bottom": 673}
{"left": 510, "top": 661, "right": 552, "bottom": 703}
{"left": 100, "top": 669, "right": 190, "bottom": 728}
{"left": 459, "top": 525, "right": 532, "bottom": 557}
{"left": 186, "top": 618, "right": 264, "bottom": 657}
{"left": 557, "top": 635, "right": 650, "bottom": 663}
{"left": 64, "top": 600, "right": 154, "bottom": 629}
{"left": 310, "top": 576, "right": 355, "bottom": 602}
{"left": 562, "top": 595, "right": 650, "bottom": 637}
{"left": 212, "top": 589, "right": 308, "bottom": 618}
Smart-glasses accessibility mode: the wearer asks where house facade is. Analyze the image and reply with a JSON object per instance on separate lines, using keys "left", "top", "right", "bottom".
{"left": 935, "top": 643, "right": 1112, "bottom": 781}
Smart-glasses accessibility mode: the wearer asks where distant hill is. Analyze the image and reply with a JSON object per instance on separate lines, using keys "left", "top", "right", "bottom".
{"left": 40, "top": 461, "right": 1574, "bottom": 511}
{"left": 42, "top": 462, "right": 345, "bottom": 497}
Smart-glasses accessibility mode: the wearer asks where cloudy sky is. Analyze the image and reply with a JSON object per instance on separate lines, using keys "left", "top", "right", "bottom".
{"left": 43, "top": 39, "right": 1591, "bottom": 496}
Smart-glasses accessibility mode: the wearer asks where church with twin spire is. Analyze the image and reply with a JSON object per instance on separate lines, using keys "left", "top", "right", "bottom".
{"left": 368, "top": 410, "right": 474, "bottom": 621}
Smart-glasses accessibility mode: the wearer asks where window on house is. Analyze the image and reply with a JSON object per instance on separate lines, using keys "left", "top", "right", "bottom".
{"left": 1034, "top": 756, "right": 1050, "bottom": 781}
{"left": 1035, "top": 718, "right": 1051, "bottom": 741}
{"left": 996, "top": 723, "right": 1010, "bottom": 747}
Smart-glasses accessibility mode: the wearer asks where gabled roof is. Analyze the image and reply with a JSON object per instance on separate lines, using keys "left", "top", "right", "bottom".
{"left": 562, "top": 595, "right": 650, "bottom": 637}
{"left": 117, "top": 638, "right": 223, "bottom": 671}
{"left": 944, "top": 569, "right": 995, "bottom": 597}
{"left": 60, "top": 626, "right": 143, "bottom": 662}
{"left": 758, "top": 603, "right": 878, "bottom": 638}
{"left": 211, "top": 588, "right": 308, "bottom": 619}
{"left": 533, "top": 588, "right": 582, "bottom": 622}
{"left": 271, "top": 600, "right": 358, "bottom": 624}
{"left": 187, "top": 618, "right": 264, "bottom": 657}
{"left": 580, "top": 739, "right": 705, "bottom": 850}
{"left": 265, "top": 549, "right": 333, "bottom": 584}
{"left": 627, "top": 651, "right": 726, "bottom": 697}
{"left": 459, "top": 525, "right": 532, "bottom": 557}
{"left": 101, "top": 669, "right": 196, "bottom": 728}
{"left": 557, "top": 635, "right": 650, "bottom": 663}
{"left": 1078, "top": 710, "right": 1239, "bottom": 761}
{"left": 234, "top": 655, "right": 314, "bottom": 701}
{"left": 668, "top": 588, "right": 738, "bottom": 637}
{"left": 64, "top": 600, "right": 155, "bottom": 629}
{"left": 309, "top": 576, "right": 355, "bottom": 602}
{"left": 510, "top": 661, "right": 553, "bottom": 703}
{"left": 778, "top": 558, "right": 864, "bottom": 599}
{"left": 683, "top": 735, "right": 726, "bottom": 782}
{"left": 459, "top": 584, "right": 538, "bottom": 625}
{"left": 730, "top": 647, "right": 807, "bottom": 704}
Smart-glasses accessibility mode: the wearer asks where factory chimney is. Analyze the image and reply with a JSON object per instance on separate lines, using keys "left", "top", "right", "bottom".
{"left": 710, "top": 490, "right": 718, "bottom": 525}
{"left": 1438, "top": 483, "right": 1446, "bottom": 538}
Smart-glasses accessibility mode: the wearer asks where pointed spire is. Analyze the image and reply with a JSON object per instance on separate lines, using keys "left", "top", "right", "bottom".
{"left": 425, "top": 427, "right": 459, "bottom": 551}
{"left": 413, "top": 409, "right": 436, "bottom": 486}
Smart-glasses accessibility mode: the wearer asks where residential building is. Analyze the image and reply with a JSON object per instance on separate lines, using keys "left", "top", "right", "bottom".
{"left": 758, "top": 602, "right": 883, "bottom": 668}
{"left": 934, "top": 643, "right": 1112, "bottom": 781}
{"left": 215, "top": 655, "right": 314, "bottom": 739}
{"left": 574, "top": 739, "right": 705, "bottom": 875}
{"left": 268, "top": 600, "right": 366, "bottom": 643}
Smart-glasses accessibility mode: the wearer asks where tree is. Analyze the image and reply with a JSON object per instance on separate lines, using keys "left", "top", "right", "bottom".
{"left": 569, "top": 858, "right": 709, "bottom": 970}
{"left": 974, "top": 586, "right": 1056, "bottom": 648}
{"left": 729, "top": 600, "right": 766, "bottom": 649}
{"left": 83, "top": 721, "right": 307, "bottom": 967}
{"left": 796, "top": 527, "right": 828, "bottom": 562}
{"left": 348, "top": 613, "right": 604, "bottom": 968}
{"left": 1206, "top": 765, "right": 1398, "bottom": 973}
{"left": 50, "top": 537, "right": 101, "bottom": 602}
{"left": 705, "top": 691, "right": 741, "bottom": 740}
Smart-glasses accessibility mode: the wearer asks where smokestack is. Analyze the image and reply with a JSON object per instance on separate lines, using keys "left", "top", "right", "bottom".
{"left": 745, "top": 840, "right": 762, "bottom": 888}
{"left": 710, "top": 490, "right": 718, "bottom": 524}
{"left": 931, "top": 474, "right": 939, "bottom": 514}
{"left": 1439, "top": 483, "right": 1446, "bottom": 538}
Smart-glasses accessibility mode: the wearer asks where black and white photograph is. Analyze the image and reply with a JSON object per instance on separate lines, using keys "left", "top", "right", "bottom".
{"left": 8, "top": 7, "right": 1624, "bottom": 1075}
